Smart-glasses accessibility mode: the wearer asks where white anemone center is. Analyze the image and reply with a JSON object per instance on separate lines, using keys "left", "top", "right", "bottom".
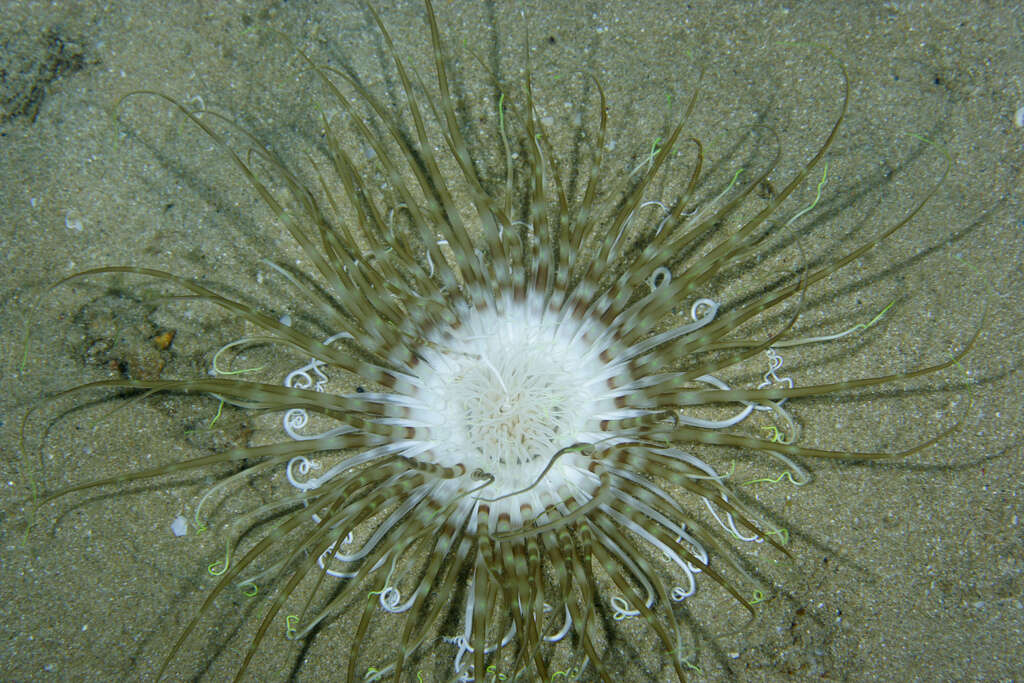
{"left": 413, "top": 300, "right": 619, "bottom": 500}
{"left": 450, "top": 339, "right": 576, "bottom": 468}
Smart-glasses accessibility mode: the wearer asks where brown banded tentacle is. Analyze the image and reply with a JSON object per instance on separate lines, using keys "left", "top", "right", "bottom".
{"left": 40, "top": 428, "right": 384, "bottom": 507}
{"left": 600, "top": 491, "right": 758, "bottom": 618}
{"left": 492, "top": 466, "right": 612, "bottom": 542}
{"left": 392, "top": 508, "right": 474, "bottom": 681}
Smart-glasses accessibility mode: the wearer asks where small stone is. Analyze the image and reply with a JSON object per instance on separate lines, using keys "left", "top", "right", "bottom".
{"left": 153, "top": 330, "right": 176, "bottom": 350}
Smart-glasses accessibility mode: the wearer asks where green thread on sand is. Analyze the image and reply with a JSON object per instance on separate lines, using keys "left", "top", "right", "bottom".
{"left": 208, "top": 540, "right": 230, "bottom": 576}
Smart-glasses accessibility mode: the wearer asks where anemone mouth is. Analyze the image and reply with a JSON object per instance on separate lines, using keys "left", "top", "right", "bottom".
{"left": 411, "top": 294, "right": 624, "bottom": 506}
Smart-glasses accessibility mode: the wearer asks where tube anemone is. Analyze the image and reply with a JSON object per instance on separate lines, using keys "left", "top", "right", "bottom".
{"left": 31, "top": 1, "right": 977, "bottom": 681}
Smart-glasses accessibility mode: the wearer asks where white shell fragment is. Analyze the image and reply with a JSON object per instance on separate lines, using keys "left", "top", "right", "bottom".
{"left": 64, "top": 209, "right": 83, "bottom": 232}
{"left": 170, "top": 515, "right": 188, "bottom": 537}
